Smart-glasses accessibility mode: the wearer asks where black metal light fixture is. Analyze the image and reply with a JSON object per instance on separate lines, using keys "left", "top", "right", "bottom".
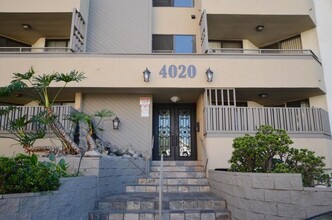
{"left": 255, "top": 25, "right": 264, "bottom": 32}
{"left": 112, "top": 116, "right": 120, "bottom": 130}
{"left": 143, "top": 68, "right": 151, "bottom": 82}
{"left": 206, "top": 68, "right": 214, "bottom": 82}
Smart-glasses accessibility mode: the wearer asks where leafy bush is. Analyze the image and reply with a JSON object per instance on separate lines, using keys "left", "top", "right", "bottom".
{"left": 0, "top": 154, "right": 71, "bottom": 194}
{"left": 229, "top": 125, "right": 330, "bottom": 187}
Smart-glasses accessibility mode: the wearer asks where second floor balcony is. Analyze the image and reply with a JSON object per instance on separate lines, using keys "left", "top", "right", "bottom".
{"left": 0, "top": 0, "right": 87, "bottom": 53}
{"left": 202, "top": 0, "right": 316, "bottom": 48}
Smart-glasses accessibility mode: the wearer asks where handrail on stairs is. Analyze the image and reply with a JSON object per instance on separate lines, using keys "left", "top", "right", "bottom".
{"left": 158, "top": 153, "right": 164, "bottom": 220}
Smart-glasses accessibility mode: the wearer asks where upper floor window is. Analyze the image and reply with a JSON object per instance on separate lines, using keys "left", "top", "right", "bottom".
{"left": 262, "top": 35, "right": 302, "bottom": 50}
{"left": 153, "top": 35, "right": 196, "bottom": 53}
{"left": 0, "top": 36, "right": 30, "bottom": 52}
{"left": 45, "top": 39, "right": 69, "bottom": 52}
{"left": 153, "top": 0, "right": 194, "bottom": 7}
{"left": 209, "top": 40, "right": 243, "bottom": 53}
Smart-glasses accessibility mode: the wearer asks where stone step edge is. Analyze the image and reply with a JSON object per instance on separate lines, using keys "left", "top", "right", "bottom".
{"left": 98, "top": 197, "right": 224, "bottom": 203}
{"left": 91, "top": 208, "right": 229, "bottom": 214}
{"left": 150, "top": 163, "right": 203, "bottom": 167}
{"left": 127, "top": 184, "right": 210, "bottom": 186}
{"left": 146, "top": 177, "right": 206, "bottom": 180}
{"left": 138, "top": 178, "right": 209, "bottom": 181}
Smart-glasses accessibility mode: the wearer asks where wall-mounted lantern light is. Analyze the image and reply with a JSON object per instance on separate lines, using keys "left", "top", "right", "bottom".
{"left": 143, "top": 68, "right": 151, "bottom": 82}
{"left": 112, "top": 116, "right": 120, "bottom": 130}
{"left": 206, "top": 68, "right": 214, "bottom": 82}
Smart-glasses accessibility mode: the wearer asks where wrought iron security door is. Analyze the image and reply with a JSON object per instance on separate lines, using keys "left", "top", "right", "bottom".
{"left": 153, "top": 104, "right": 197, "bottom": 160}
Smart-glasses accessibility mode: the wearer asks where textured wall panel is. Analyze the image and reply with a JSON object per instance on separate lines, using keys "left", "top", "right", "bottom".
{"left": 82, "top": 94, "right": 153, "bottom": 157}
{"left": 86, "top": 0, "right": 152, "bottom": 53}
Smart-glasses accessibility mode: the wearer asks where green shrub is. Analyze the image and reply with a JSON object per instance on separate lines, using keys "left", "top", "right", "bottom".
{"left": 229, "top": 125, "right": 330, "bottom": 187}
{"left": 0, "top": 154, "right": 69, "bottom": 194}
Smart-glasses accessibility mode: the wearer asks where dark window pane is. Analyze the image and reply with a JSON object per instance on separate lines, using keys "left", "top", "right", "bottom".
{"left": 153, "top": 0, "right": 172, "bottom": 7}
{"left": 153, "top": 35, "right": 173, "bottom": 53}
{"left": 153, "top": 0, "right": 193, "bottom": 7}
{"left": 0, "top": 36, "right": 30, "bottom": 47}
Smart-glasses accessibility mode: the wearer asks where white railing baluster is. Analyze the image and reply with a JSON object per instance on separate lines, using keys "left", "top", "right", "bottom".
{"left": 204, "top": 106, "right": 331, "bottom": 136}
{"left": 0, "top": 105, "right": 76, "bottom": 133}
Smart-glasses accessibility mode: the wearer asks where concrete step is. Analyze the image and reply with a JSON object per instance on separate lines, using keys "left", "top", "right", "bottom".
{"left": 89, "top": 208, "right": 230, "bottom": 220}
{"left": 137, "top": 178, "right": 209, "bottom": 185}
{"left": 96, "top": 192, "right": 226, "bottom": 211}
{"left": 151, "top": 161, "right": 203, "bottom": 167}
{"left": 126, "top": 184, "right": 210, "bottom": 193}
{"left": 150, "top": 166, "right": 204, "bottom": 172}
{"left": 149, "top": 171, "right": 206, "bottom": 179}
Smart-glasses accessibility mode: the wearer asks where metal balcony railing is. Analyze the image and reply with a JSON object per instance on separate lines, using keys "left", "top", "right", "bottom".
{"left": 204, "top": 106, "right": 331, "bottom": 136}
{"left": 208, "top": 48, "right": 321, "bottom": 64}
{"left": 0, "top": 105, "right": 77, "bottom": 133}
{"left": 0, "top": 47, "right": 73, "bottom": 53}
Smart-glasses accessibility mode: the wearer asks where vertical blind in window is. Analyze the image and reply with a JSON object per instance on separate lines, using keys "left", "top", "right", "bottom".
{"left": 280, "top": 36, "right": 302, "bottom": 50}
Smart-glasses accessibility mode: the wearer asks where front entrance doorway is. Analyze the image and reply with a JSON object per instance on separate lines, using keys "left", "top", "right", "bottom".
{"left": 153, "top": 104, "right": 197, "bottom": 161}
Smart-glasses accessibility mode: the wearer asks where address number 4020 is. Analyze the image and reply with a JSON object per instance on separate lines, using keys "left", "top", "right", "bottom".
{"left": 159, "top": 65, "right": 197, "bottom": 78}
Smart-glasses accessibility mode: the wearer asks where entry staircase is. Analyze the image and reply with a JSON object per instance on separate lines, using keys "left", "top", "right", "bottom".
{"left": 89, "top": 161, "right": 230, "bottom": 220}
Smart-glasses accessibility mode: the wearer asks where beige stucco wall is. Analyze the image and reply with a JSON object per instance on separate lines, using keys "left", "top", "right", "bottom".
{"left": 195, "top": 93, "right": 205, "bottom": 162}
{"left": 301, "top": 28, "right": 321, "bottom": 58}
{"left": 243, "top": 40, "right": 258, "bottom": 50}
{"left": 82, "top": 93, "right": 153, "bottom": 158}
{"left": 0, "top": 136, "right": 62, "bottom": 157}
{"left": 202, "top": 0, "right": 315, "bottom": 17}
{"left": 32, "top": 38, "right": 46, "bottom": 48}
{"left": 0, "top": 0, "right": 81, "bottom": 13}
{"left": 0, "top": 54, "right": 324, "bottom": 91}
{"left": 152, "top": 8, "right": 198, "bottom": 35}
{"left": 310, "top": 95, "right": 328, "bottom": 110}
{"left": 0, "top": 0, "right": 81, "bottom": 12}
{"left": 204, "top": 135, "right": 332, "bottom": 171}
{"left": 247, "top": 101, "right": 263, "bottom": 107}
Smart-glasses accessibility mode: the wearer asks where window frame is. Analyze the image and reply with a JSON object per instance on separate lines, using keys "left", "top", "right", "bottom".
{"left": 153, "top": 0, "right": 194, "bottom": 8}
{"left": 152, "top": 34, "right": 196, "bottom": 54}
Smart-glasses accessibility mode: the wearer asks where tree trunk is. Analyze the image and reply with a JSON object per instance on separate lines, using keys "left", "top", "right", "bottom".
{"left": 50, "top": 120, "right": 81, "bottom": 154}
{"left": 45, "top": 107, "right": 82, "bottom": 154}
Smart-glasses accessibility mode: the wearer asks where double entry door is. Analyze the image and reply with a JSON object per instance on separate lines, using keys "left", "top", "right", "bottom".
{"left": 153, "top": 104, "right": 197, "bottom": 161}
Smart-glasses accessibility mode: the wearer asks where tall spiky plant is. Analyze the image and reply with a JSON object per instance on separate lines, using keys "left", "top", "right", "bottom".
{"left": 0, "top": 67, "right": 86, "bottom": 154}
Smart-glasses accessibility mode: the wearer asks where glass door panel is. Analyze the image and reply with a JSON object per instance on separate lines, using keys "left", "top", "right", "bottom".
{"left": 158, "top": 108, "right": 171, "bottom": 157}
{"left": 153, "top": 104, "right": 196, "bottom": 160}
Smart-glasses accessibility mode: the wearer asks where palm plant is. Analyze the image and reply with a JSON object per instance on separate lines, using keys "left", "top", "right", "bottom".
{"left": 0, "top": 67, "right": 85, "bottom": 154}
{"left": 67, "top": 109, "right": 114, "bottom": 151}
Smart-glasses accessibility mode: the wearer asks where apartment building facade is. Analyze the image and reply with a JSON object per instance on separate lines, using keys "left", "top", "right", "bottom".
{"left": 0, "top": 0, "right": 331, "bottom": 170}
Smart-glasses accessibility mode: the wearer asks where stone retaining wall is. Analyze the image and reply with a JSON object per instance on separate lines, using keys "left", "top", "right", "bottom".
{"left": 0, "top": 176, "right": 97, "bottom": 220}
{"left": 208, "top": 170, "right": 332, "bottom": 220}
{"left": 0, "top": 157, "right": 148, "bottom": 220}
{"left": 64, "top": 156, "right": 148, "bottom": 196}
